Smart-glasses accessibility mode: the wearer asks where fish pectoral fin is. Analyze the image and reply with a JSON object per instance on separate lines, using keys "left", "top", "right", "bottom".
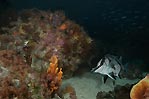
{"left": 107, "top": 73, "right": 116, "bottom": 80}
{"left": 103, "top": 75, "right": 108, "bottom": 83}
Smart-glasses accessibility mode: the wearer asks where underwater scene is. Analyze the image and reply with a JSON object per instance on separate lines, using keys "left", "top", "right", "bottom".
{"left": 0, "top": 0, "right": 149, "bottom": 99}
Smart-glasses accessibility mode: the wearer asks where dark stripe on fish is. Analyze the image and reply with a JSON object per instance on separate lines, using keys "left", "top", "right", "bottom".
{"left": 100, "top": 57, "right": 105, "bottom": 66}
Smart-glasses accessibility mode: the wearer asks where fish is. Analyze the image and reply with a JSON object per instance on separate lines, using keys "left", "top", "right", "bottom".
{"left": 91, "top": 54, "right": 122, "bottom": 83}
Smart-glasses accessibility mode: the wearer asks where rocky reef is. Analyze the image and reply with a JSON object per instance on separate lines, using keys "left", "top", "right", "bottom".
{"left": 0, "top": 9, "right": 92, "bottom": 76}
{"left": 96, "top": 84, "right": 133, "bottom": 99}
{"left": 0, "top": 9, "right": 92, "bottom": 98}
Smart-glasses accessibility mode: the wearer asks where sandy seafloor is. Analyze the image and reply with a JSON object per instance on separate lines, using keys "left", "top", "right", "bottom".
{"left": 62, "top": 72, "right": 141, "bottom": 99}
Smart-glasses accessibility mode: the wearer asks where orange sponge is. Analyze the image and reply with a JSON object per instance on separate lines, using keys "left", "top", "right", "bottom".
{"left": 47, "top": 55, "right": 63, "bottom": 95}
{"left": 130, "top": 74, "right": 149, "bottom": 99}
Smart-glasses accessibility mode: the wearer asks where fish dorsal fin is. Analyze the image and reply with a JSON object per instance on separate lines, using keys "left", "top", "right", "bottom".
{"left": 91, "top": 58, "right": 103, "bottom": 72}
{"left": 97, "top": 59, "right": 103, "bottom": 66}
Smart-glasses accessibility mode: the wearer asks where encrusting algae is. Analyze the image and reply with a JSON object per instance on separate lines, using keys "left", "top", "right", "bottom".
{"left": 46, "top": 55, "right": 63, "bottom": 96}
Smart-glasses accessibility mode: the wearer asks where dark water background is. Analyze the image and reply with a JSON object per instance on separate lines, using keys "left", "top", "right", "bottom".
{"left": 0, "top": 0, "right": 149, "bottom": 71}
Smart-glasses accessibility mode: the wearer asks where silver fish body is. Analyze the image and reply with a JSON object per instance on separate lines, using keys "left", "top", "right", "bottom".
{"left": 92, "top": 54, "right": 122, "bottom": 82}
